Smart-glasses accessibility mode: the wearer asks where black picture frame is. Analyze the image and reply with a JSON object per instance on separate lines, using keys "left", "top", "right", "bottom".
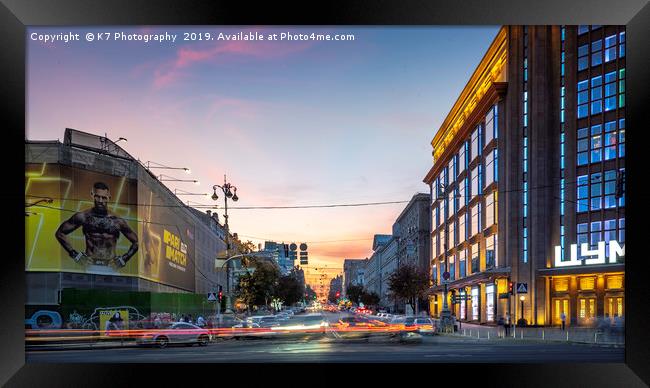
{"left": 3, "top": 0, "right": 648, "bottom": 386}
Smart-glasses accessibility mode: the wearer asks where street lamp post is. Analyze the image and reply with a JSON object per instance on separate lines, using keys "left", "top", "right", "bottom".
{"left": 519, "top": 295, "right": 525, "bottom": 324}
{"left": 212, "top": 175, "right": 239, "bottom": 310}
{"left": 439, "top": 183, "right": 454, "bottom": 332}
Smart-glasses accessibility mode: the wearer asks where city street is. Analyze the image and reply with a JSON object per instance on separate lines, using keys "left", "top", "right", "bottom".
{"left": 27, "top": 313, "right": 623, "bottom": 363}
{"left": 26, "top": 333, "right": 623, "bottom": 363}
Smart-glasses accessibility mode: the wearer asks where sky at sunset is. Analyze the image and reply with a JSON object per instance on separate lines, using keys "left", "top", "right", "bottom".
{"left": 26, "top": 26, "right": 500, "bottom": 273}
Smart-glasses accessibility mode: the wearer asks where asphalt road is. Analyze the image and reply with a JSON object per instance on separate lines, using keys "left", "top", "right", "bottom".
{"left": 26, "top": 334, "right": 623, "bottom": 363}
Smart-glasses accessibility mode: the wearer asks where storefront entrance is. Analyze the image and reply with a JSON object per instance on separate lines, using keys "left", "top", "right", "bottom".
{"left": 605, "top": 296, "right": 624, "bottom": 318}
{"left": 578, "top": 296, "right": 596, "bottom": 325}
{"left": 553, "top": 298, "right": 569, "bottom": 326}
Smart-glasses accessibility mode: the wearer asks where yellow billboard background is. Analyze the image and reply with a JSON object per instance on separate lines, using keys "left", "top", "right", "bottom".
{"left": 25, "top": 163, "right": 139, "bottom": 276}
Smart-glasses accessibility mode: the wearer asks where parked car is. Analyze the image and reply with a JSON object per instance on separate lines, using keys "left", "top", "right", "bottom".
{"left": 136, "top": 322, "right": 211, "bottom": 348}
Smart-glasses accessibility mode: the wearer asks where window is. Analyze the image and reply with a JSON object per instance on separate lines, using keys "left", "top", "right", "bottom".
{"left": 604, "top": 120, "right": 617, "bottom": 160}
{"left": 485, "top": 234, "right": 497, "bottom": 269}
{"left": 591, "top": 39, "right": 602, "bottom": 67}
{"left": 589, "top": 221, "right": 602, "bottom": 250}
{"left": 471, "top": 243, "right": 479, "bottom": 274}
{"left": 577, "top": 175, "right": 589, "bottom": 212}
{"left": 448, "top": 156, "right": 456, "bottom": 185}
{"left": 459, "top": 141, "right": 468, "bottom": 175}
{"left": 448, "top": 219, "right": 456, "bottom": 248}
{"left": 577, "top": 223, "right": 588, "bottom": 247}
{"left": 449, "top": 255, "right": 455, "bottom": 281}
{"left": 458, "top": 178, "right": 466, "bottom": 209}
{"left": 485, "top": 192, "right": 496, "bottom": 228}
{"left": 440, "top": 195, "right": 446, "bottom": 221}
{"left": 605, "top": 34, "right": 617, "bottom": 62}
{"left": 604, "top": 170, "right": 617, "bottom": 208}
{"left": 591, "top": 75, "right": 602, "bottom": 115}
{"left": 432, "top": 230, "right": 438, "bottom": 258}
{"left": 432, "top": 264, "right": 437, "bottom": 284}
{"left": 578, "top": 44, "right": 589, "bottom": 71}
{"left": 439, "top": 228, "right": 446, "bottom": 252}
{"left": 577, "top": 127, "right": 588, "bottom": 165}
{"left": 448, "top": 191, "right": 456, "bottom": 219}
{"left": 471, "top": 203, "right": 481, "bottom": 237}
{"left": 471, "top": 287, "right": 479, "bottom": 320}
{"left": 433, "top": 177, "right": 440, "bottom": 201}
{"left": 471, "top": 165, "right": 481, "bottom": 199}
{"left": 484, "top": 105, "right": 497, "bottom": 146}
{"left": 441, "top": 167, "right": 448, "bottom": 188}
{"left": 471, "top": 126, "right": 481, "bottom": 161}
{"left": 619, "top": 118, "right": 625, "bottom": 157}
{"left": 577, "top": 80, "right": 589, "bottom": 118}
{"left": 590, "top": 124, "right": 602, "bottom": 163}
{"left": 619, "top": 68, "right": 625, "bottom": 108}
{"left": 458, "top": 212, "right": 466, "bottom": 244}
{"left": 459, "top": 249, "right": 466, "bottom": 278}
{"left": 485, "top": 149, "right": 497, "bottom": 187}
{"left": 604, "top": 70, "right": 617, "bottom": 111}
{"left": 619, "top": 31, "right": 625, "bottom": 58}
{"left": 590, "top": 173, "right": 602, "bottom": 211}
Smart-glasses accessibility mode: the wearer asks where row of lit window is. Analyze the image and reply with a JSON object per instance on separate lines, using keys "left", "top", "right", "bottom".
{"left": 577, "top": 119, "right": 625, "bottom": 165}
{"left": 576, "top": 169, "right": 625, "bottom": 212}
{"left": 559, "top": 26, "right": 566, "bottom": 258}
{"left": 577, "top": 31, "right": 625, "bottom": 71}
{"left": 432, "top": 192, "right": 497, "bottom": 260}
{"left": 432, "top": 234, "right": 498, "bottom": 283}
{"left": 577, "top": 68, "right": 625, "bottom": 119}
{"left": 432, "top": 105, "right": 498, "bottom": 201}
{"left": 553, "top": 275, "right": 623, "bottom": 292}
{"left": 576, "top": 218, "right": 625, "bottom": 259}
{"left": 522, "top": 26, "right": 529, "bottom": 264}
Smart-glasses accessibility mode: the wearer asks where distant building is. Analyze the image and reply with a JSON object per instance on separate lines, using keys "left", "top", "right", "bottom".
{"left": 342, "top": 258, "right": 367, "bottom": 297}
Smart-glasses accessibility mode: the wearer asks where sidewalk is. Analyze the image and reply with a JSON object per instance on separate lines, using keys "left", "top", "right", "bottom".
{"left": 448, "top": 322, "right": 624, "bottom": 346}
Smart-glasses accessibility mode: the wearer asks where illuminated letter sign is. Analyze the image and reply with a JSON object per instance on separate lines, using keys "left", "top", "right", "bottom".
{"left": 554, "top": 240, "right": 624, "bottom": 267}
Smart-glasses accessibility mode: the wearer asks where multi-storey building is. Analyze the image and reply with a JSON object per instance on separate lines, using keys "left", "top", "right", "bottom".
{"left": 394, "top": 193, "right": 432, "bottom": 272}
{"left": 423, "top": 25, "right": 625, "bottom": 327}
{"left": 364, "top": 235, "right": 392, "bottom": 299}
{"left": 25, "top": 129, "right": 230, "bottom": 318}
{"left": 342, "top": 258, "right": 367, "bottom": 297}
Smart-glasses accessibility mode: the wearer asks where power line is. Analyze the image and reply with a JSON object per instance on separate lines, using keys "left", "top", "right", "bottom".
{"left": 24, "top": 177, "right": 590, "bottom": 212}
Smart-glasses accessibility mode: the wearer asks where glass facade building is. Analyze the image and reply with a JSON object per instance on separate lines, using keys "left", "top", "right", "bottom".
{"left": 424, "top": 26, "right": 625, "bottom": 327}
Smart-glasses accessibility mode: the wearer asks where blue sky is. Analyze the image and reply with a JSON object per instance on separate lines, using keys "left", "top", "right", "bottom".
{"left": 27, "top": 26, "right": 501, "bottom": 269}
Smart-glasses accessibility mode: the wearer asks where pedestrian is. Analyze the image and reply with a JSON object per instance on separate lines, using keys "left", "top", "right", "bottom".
{"left": 560, "top": 311, "right": 566, "bottom": 331}
{"left": 188, "top": 314, "right": 193, "bottom": 324}
{"left": 497, "top": 316, "right": 505, "bottom": 338}
{"left": 154, "top": 314, "right": 162, "bottom": 329}
{"left": 179, "top": 315, "right": 185, "bottom": 323}
{"left": 197, "top": 315, "right": 205, "bottom": 327}
{"left": 505, "top": 313, "right": 511, "bottom": 337}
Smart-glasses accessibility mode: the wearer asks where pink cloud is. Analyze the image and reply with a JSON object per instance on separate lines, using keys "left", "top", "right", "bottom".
{"left": 151, "top": 37, "right": 315, "bottom": 89}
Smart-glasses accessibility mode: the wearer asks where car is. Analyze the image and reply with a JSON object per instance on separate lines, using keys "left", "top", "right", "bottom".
{"left": 275, "top": 313, "right": 290, "bottom": 321}
{"left": 414, "top": 317, "right": 436, "bottom": 334}
{"left": 136, "top": 322, "right": 211, "bottom": 348}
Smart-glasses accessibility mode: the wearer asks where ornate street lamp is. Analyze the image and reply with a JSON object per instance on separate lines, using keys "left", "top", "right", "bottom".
{"left": 212, "top": 175, "right": 239, "bottom": 309}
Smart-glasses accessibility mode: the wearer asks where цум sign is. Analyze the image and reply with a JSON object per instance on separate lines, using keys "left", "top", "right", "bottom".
{"left": 554, "top": 240, "right": 624, "bottom": 267}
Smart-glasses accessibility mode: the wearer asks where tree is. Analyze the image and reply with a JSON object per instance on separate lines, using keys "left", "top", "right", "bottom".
{"left": 345, "top": 284, "right": 364, "bottom": 305}
{"left": 276, "top": 270, "right": 304, "bottom": 306}
{"left": 360, "top": 291, "right": 380, "bottom": 309}
{"left": 305, "top": 284, "right": 317, "bottom": 301}
{"left": 387, "top": 264, "right": 430, "bottom": 314}
{"left": 234, "top": 259, "right": 280, "bottom": 311}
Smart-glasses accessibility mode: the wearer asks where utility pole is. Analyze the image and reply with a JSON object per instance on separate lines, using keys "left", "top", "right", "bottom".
{"left": 439, "top": 183, "right": 453, "bottom": 332}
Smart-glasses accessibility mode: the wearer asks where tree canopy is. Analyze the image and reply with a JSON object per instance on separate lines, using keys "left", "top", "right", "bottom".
{"left": 387, "top": 264, "right": 430, "bottom": 314}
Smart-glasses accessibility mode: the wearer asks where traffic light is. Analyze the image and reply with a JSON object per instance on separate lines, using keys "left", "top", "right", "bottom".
{"left": 508, "top": 281, "right": 514, "bottom": 295}
{"left": 218, "top": 285, "right": 223, "bottom": 302}
{"left": 336, "top": 291, "right": 340, "bottom": 298}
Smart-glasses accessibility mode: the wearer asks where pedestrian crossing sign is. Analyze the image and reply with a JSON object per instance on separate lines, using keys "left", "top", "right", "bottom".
{"left": 516, "top": 283, "right": 528, "bottom": 293}
{"left": 207, "top": 292, "right": 218, "bottom": 301}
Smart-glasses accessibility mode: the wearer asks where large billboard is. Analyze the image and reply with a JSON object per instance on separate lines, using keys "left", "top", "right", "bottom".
{"left": 25, "top": 162, "right": 196, "bottom": 291}
{"left": 137, "top": 176, "right": 196, "bottom": 291}
{"left": 26, "top": 163, "right": 139, "bottom": 276}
